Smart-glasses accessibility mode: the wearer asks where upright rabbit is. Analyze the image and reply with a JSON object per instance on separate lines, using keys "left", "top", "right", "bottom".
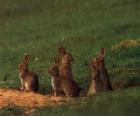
{"left": 18, "top": 53, "right": 39, "bottom": 92}
{"left": 57, "top": 47, "right": 80, "bottom": 97}
{"left": 48, "top": 56, "right": 80, "bottom": 97}
{"left": 48, "top": 58, "right": 60, "bottom": 96}
{"left": 88, "top": 48, "right": 113, "bottom": 96}
{"left": 58, "top": 47, "right": 74, "bottom": 79}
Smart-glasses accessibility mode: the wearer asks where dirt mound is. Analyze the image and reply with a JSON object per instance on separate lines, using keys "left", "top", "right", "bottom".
{"left": 0, "top": 88, "right": 66, "bottom": 109}
{"left": 112, "top": 39, "right": 140, "bottom": 50}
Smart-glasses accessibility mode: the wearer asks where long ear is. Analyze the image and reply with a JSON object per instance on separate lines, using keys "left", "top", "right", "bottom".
{"left": 23, "top": 53, "right": 30, "bottom": 64}
{"left": 99, "top": 48, "right": 106, "bottom": 58}
{"left": 58, "top": 47, "right": 66, "bottom": 55}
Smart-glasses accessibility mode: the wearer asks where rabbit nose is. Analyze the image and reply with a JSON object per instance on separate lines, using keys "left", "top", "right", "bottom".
{"left": 68, "top": 58, "right": 71, "bottom": 61}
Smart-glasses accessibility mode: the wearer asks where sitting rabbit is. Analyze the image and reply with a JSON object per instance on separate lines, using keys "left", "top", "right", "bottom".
{"left": 88, "top": 48, "right": 113, "bottom": 96}
{"left": 48, "top": 58, "right": 60, "bottom": 96}
{"left": 58, "top": 47, "right": 74, "bottom": 79}
{"left": 48, "top": 54, "right": 80, "bottom": 98}
{"left": 58, "top": 47, "right": 80, "bottom": 97}
{"left": 17, "top": 53, "right": 39, "bottom": 92}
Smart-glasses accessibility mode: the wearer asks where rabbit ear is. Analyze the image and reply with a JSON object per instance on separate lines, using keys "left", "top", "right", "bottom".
{"left": 23, "top": 53, "right": 30, "bottom": 64}
{"left": 99, "top": 48, "right": 106, "bottom": 58}
{"left": 58, "top": 47, "right": 66, "bottom": 55}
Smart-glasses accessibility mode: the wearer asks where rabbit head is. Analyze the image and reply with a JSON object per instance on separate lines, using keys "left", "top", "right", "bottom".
{"left": 48, "top": 58, "right": 59, "bottom": 77}
{"left": 18, "top": 53, "right": 30, "bottom": 72}
{"left": 17, "top": 63, "right": 27, "bottom": 72}
{"left": 91, "top": 48, "right": 106, "bottom": 71}
{"left": 58, "top": 47, "right": 73, "bottom": 64}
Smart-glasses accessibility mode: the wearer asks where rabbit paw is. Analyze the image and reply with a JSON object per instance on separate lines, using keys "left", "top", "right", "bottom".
{"left": 54, "top": 92, "right": 59, "bottom": 97}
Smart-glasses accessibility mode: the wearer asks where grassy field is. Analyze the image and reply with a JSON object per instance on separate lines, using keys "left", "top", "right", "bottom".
{"left": 0, "top": 0, "right": 140, "bottom": 115}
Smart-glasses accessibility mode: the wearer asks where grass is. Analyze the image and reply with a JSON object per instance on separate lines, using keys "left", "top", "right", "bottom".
{"left": 0, "top": 0, "right": 140, "bottom": 115}
{"left": 0, "top": 106, "right": 25, "bottom": 116}
{"left": 1, "top": 87, "right": 139, "bottom": 116}
{"left": 31, "top": 88, "right": 140, "bottom": 116}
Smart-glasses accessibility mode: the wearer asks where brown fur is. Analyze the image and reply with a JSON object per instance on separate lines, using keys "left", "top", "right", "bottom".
{"left": 18, "top": 54, "right": 39, "bottom": 92}
{"left": 60, "top": 78, "right": 80, "bottom": 97}
{"left": 48, "top": 61, "right": 60, "bottom": 96}
{"left": 88, "top": 48, "right": 113, "bottom": 96}
{"left": 58, "top": 47, "right": 73, "bottom": 79}
{"left": 48, "top": 62, "right": 80, "bottom": 97}
{"left": 48, "top": 47, "right": 80, "bottom": 97}
{"left": 49, "top": 54, "right": 80, "bottom": 97}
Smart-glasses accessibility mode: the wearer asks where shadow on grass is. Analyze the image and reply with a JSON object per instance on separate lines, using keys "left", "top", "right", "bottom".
{"left": 0, "top": 106, "right": 25, "bottom": 116}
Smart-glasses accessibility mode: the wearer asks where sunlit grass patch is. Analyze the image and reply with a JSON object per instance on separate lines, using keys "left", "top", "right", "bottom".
{"left": 112, "top": 39, "right": 140, "bottom": 50}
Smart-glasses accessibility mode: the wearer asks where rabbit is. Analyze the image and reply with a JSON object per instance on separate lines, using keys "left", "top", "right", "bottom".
{"left": 58, "top": 47, "right": 74, "bottom": 79}
{"left": 17, "top": 53, "right": 39, "bottom": 92}
{"left": 57, "top": 47, "right": 80, "bottom": 97}
{"left": 48, "top": 58, "right": 61, "bottom": 96}
{"left": 48, "top": 57, "right": 80, "bottom": 97}
{"left": 88, "top": 48, "right": 113, "bottom": 96}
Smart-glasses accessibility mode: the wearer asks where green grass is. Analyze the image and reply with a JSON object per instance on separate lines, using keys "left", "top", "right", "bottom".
{"left": 0, "top": 106, "right": 25, "bottom": 116}
{"left": 31, "top": 88, "right": 140, "bottom": 116}
{"left": 0, "top": 0, "right": 140, "bottom": 115}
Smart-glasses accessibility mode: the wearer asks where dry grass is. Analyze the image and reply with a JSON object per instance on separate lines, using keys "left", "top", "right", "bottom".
{"left": 112, "top": 39, "right": 140, "bottom": 50}
{"left": 0, "top": 88, "right": 67, "bottom": 109}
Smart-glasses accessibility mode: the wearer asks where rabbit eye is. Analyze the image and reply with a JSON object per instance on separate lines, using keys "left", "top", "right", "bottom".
{"left": 66, "top": 55, "right": 69, "bottom": 59}
{"left": 96, "top": 57, "right": 99, "bottom": 60}
{"left": 19, "top": 64, "right": 23, "bottom": 67}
